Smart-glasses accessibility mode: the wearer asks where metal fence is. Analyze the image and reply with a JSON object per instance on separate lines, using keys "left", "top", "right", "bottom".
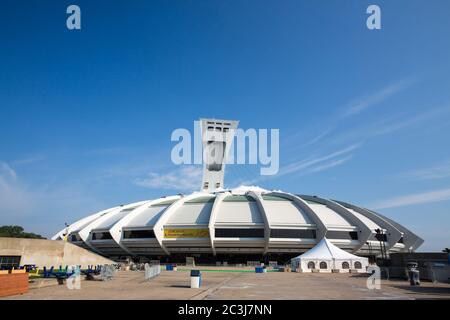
{"left": 100, "top": 265, "right": 116, "bottom": 281}
{"left": 144, "top": 263, "right": 161, "bottom": 280}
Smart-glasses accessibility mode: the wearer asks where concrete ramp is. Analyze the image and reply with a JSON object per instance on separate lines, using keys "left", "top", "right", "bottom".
{"left": 0, "top": 237, "right": 114, "bottom": 268}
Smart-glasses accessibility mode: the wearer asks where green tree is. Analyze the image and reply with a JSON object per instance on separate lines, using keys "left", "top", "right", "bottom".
{"left": 0, "top": 225, "right": 45, "bottom": 239}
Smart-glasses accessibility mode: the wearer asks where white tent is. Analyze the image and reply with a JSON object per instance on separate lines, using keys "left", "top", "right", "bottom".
{"left": 291, "top": 237, "right": 369, "bottom": 273}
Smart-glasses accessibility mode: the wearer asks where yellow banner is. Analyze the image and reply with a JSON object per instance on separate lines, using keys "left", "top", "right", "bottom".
{"left": 164, "top": 228, "right": 209, "bottom": 238}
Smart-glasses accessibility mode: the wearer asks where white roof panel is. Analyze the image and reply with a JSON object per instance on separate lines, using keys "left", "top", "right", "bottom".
{"left": 125, "top": 205, "right": 169, "bottom": 228}
{"left": 166, "top": 202, "right": 213, "bottom": 225}
{"left": 308, "top": 203, "right": 353, "bottom": 228}
{"left": 216, "top": 201, "right": 263, "bottom": 224}
{"left": 93, "top": 209, "right": 131, "bottom": 230}
{"left": 346, "top": 208, "right": 380, "bottom": 230}
{"left": 264, "top": 200, "right": 314, "bottom": 225}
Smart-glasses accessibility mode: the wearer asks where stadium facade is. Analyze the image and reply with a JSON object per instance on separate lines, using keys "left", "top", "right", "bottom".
{"left": 53, "top": 119, "right": 423, "bottom": 263}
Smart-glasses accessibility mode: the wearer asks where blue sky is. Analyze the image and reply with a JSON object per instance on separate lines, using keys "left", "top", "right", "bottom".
{"left": 1, "top": 0, "right": 450, "bottom": 251}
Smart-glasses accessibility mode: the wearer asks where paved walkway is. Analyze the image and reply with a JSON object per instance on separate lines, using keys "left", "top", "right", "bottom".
{"left": 3, "top": 269, "right": 450, "bottom": 300}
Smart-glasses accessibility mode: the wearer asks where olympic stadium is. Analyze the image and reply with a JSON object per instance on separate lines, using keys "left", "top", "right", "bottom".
{"left": 52, "top": 119, "right": 423, "bottom": 263}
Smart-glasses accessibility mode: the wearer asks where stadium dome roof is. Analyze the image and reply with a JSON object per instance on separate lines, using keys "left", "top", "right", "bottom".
{"left": 52, "top": 186, "right": 423, "bottom": 258}
{"left": 52, "top": 118, "right": 423, "bottom": 259}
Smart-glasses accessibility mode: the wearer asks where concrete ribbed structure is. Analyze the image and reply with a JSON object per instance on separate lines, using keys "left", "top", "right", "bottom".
{"left": 52, "top": 186, "right": 423, "bottom": 262}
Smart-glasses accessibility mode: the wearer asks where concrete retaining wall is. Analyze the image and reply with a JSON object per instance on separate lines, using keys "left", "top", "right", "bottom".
{"left": 0, "top": 238, "right": 114, "bottom": 268}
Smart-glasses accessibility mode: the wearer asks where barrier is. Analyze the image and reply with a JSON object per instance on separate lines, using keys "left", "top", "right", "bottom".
{"left": 0, "top": 273, "right": 29, "bottom": 297}
{"left": 144, "top": 263, "right": 161, "bottom": 280}
{"left": 100, "top": 265, "right": 116, "bottom": 281}
{"left": 190, "top": 270, "right": 202, "bottom": 288}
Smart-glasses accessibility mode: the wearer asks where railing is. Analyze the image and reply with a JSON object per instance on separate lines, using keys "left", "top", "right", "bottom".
{"left": 144, "top": 263, "right": 161, "bottom": 280}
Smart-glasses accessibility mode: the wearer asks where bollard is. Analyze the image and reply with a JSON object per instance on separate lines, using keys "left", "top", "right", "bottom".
{"left": 190, "top": 270, "right": 201, "bottom": 288}
{"left": 409, "top": 269, "right": 420, "bottom": 286}
{"left": 406, "top": 262, "right": 420, "bottom": 286}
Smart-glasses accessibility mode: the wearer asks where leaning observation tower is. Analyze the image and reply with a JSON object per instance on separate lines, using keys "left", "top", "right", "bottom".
{"left": 53, "top": 118, "right": 423, "bottom": 263}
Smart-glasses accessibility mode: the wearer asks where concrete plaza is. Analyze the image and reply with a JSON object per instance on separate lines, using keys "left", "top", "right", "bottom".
{"left": 4, "top": 268, "right": 450, "bottom": 300}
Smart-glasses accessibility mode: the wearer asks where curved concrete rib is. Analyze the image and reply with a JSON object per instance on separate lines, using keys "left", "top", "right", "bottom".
{"left": 109, "top": 196, "right": 181, "bottom": 255}
{"left": 247, "top": 191, "right": 271, "bottom": 254}
{"left": 269, "top": 192, "right": 328, "bottom": 240}
{"left": 333, "top": 200, "right": 403, "bottom": 251}
{"left": 153, "top": 192, "right": 214, "bottom": 255}
{"left": 365, "top": 208, "right": 424, "bottom": 251}
{"left": 208, "top": 192, "right": 230, "bottom": 256}
{"left": 109, "top": 201, "right": 156, "bottom": 255}
{"left": 51, "top": 206, "right": 120, "bottom": 240}
{"left": 302, "top": 196, "right": 373, "bottom": 253}
{"left": 299, "top": 195, "right": 372, "bottom": 252}
{"left": 78, "top": 201, "right": 149, "bottom": 254}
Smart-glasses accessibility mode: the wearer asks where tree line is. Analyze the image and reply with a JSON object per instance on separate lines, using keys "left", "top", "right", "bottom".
{"left": 0, "top": 225, "right": 45, "bottom": 239}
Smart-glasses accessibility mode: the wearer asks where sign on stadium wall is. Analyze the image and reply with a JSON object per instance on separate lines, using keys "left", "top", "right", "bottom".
{"left": 164, "top": 228, "right": 210, "bottom": 238}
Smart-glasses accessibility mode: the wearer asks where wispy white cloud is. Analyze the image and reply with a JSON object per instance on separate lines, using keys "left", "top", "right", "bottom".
{"left": 370, "top": 106, "right": 450, "bottom": 137}
{"left": 344, "top": 78, "right": 416, "bottom": 117}
{"left": 283, "top": 78, "right": 421, "bottom": 163}
{"left": 11, "top": 154, "right": 46, "bottom": 166}
{"left": 239, "top": 144, "right": 360, "bottom": 185}
{"left": 329, "top": 106, "right": 450, "bottom": 147}
{"left": 84, "top": 147, "right": 127, "bottom": 156}
{"left": 402, "top": 162, "right": 450, "bottom": 181}
{"left": 0, "top": 160, "right": 107, "bottom": 237}
{"left": 0, "top": 162, "right": 17, "bottom": 181}
{"left": 307, "top": 155, "right": 353, "bottom": 173}
{"left": 372, "top": 188, "right": 450, "bottom": 209}
{"left": 280, "top": 143, "right": 360, "bottom": 176}
{"left": 304, "top": 128, "right": 334, "bottom": 147}
{"left": 134, "top": 166, "right": 203, "bottom": 191}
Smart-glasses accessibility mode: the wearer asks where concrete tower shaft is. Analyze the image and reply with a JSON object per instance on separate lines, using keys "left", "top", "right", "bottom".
{"left": 200, "top": 118, "right": 239, "bottom": 191}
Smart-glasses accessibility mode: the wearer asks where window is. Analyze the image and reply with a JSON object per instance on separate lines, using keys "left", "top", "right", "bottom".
{"left": 203, "top": 182, "right": 209, "bottom": 189}
{"left": 151, "top": 199, "right": 177, "bottom": 207}
{"left": 215, "top": 182, "right": 221, "bottom": 188}
{"left": 185, "top": 197, "right": 215, "bottom": 204}
{"left": 375, "top": 233, "right": 388, "bottom": 242}
{"left": 123, "top": 230, "right": 155, "bottom": 239}
{"left": 270, "top": 229, "right": 316, "bottom": 239}
{"left": 223, "top": 195, "right": 255, "bottom": 202}
{"left": 319, "top": 261, "right": 328, "bottom": 269}
{"left": 354, "top": 261, "right": 362, "bottom": 269}
{"left": 0, "top": 256, "right": 21, "bottom": 270}
{"left": 69, "top": 233, "right": 82, "bottom": 242}
{"left": 215, "top": 228, "right": 264, "bottom": 238}
{"left": 307, "top": 261, "right": 315, "bottom": 269}
{"left": 326, "top": 231, "right": 359, "bottom": 240}
{"left": 92, "top": 232, "right": 113, "bottom": 240}
{"left": 342, "top": 262, "right": 350, "bottom": 269}
{"left": 261, "top": 195, "right": 290, "bottom": 201}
